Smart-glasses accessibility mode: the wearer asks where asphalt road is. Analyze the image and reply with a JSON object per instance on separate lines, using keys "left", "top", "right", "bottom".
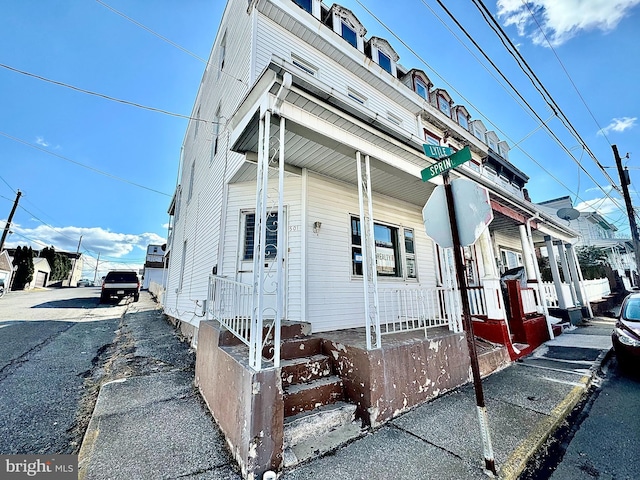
{"left": 549, "top": 356, "right": 640, "bottom": 480}
{"left": 0, "top": 287, "right": 126, "bottom": 454}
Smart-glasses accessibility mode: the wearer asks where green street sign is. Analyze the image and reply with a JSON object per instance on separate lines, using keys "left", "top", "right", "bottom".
{"left": 423, "top": 144, "right": 453, "bottom": 159}
{"left": 421, "top": 146, "right": 472, "bottom": 182}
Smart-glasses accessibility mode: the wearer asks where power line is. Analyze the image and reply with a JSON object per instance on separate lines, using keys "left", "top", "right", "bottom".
{"left": 0, "top": 62, "right": 221, "bottom": 126}
{"left": 0, "top": 130, "right": 171, "bottom": 197}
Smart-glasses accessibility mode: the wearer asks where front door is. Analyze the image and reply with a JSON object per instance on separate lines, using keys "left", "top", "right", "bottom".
{"left": 237, "top": 210, "right": 285, "bottom": 319}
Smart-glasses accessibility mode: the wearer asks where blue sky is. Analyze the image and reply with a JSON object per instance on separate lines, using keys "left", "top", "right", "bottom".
{"left": 1, "top": 0, "right": 639, "bottom": 278}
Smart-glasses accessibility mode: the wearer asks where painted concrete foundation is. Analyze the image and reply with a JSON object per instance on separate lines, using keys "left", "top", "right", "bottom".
{"left": 195, "top": 321, "right": 283, "bottom": 480}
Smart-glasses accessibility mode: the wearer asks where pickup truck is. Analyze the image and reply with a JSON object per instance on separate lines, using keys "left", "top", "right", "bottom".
{"left": 100, "top": 270, "right": 140, "bottom": 303}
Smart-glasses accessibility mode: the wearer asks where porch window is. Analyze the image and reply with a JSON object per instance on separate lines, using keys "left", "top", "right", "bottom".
{"left": 243, "top": 212, "right": 278, "bottom": 261}
{"left": 351, "top": 216, "right": 414, "bottom": 279}
{"left": 500, "top": 248, "right": 523, "bottom": 271}
{"left": 341, "top": 22, "right": 357, "bottom": 48}
{"left": 424, "top": 130, "right": 440, "bottom": 146}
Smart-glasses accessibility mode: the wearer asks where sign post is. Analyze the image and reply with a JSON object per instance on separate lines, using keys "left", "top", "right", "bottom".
{"left": 421, "top": 145, "right": 497, "bottom": 476}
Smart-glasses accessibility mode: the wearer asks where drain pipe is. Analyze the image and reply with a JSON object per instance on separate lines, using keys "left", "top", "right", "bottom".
{"left": 272, "top": 72, "right": 292, "bottom": 116}
{"left": 526, "top": 214, "right": 555, "bottom": 339}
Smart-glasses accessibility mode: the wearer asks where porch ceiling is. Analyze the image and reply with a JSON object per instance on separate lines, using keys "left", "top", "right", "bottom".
{"left": 231, "top": 91, "right": 436, "bottom": 207}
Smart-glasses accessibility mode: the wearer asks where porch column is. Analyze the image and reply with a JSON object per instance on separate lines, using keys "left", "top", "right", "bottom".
{"left": 356, "top": 152, "right": 381, "bottom": 350}
{"left": 544, "top": 235, "right": 568, "bottom": 309}
{"left": 555, "top": 240, "right": 578, "bottom": 307}
{"left": 566, "top": 243, "right": 594, "bottom": 318}
{"left": 519, "top": 225, "right": 536, "bottom": 281}
{"left": 478, "top": 229, "right": 506, "bottom": 321}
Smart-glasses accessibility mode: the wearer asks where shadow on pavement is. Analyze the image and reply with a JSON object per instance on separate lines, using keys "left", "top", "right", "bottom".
{"left": 32, "top": 298, "right": 101, "bottom": 309}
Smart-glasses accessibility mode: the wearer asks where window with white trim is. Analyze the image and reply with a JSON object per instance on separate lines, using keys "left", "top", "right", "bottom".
{"left": 291, "top": 54, "right": 318, "bottom": 77}
{"left": 351, "top": 216, "right": 416, "bottom": 279}
{"left": 341, "top": 21, "right": 357, "bottom": 48}
{"left": 187, "top": 160, "right": 195, "bottom": 202}
{"left": 347, "top": 88, "right": 366, "bottom": 105}
{"left": 211, "top": 105, "right": 221, "bottom": 163}
{"left": 437, "top": 95, "right": 451, "bottom": 117}
{"left": 179, "top": 240, "right": 187, "bottom": 291}
{"left": 424, "top": 130, "right": 440, "bottom": 146}
{"left": 457, "top": 110, "right": 469, "bottom": 129}
{"left": 218, "top": 32, "right": 226, "bottom": 79}
{"left": 293, "top": 0, "right": 312, "bottom": 13}
{"left": 378, "top": 51, "right": 392, "bottom": 74}
{"left": 500, "top": 248, "right": 523, "bottom": 272}
{"left": 415, "top": 78, "right": 428, "bottom": 100}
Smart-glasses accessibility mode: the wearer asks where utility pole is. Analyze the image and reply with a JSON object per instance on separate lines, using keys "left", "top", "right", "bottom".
{"left": 93, "top": 252, "right": 100, "bottom": 283}
{"left": 70, "top": 235, "right": 83, "bottom": 287}
{"left": 613, "top": 145, "right": 640, "bottom": 285}
{"left": 0, "top": 190, "right": 22, "bottom": 252}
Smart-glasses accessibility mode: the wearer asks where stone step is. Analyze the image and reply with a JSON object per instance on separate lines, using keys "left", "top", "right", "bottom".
{"left": 283, "top": 402, "right": 362, "bottom": 468}
{"left": 281, "top": 354, "right": 332, "bottom": 387}
{"left": 284, "top": 375, "right": 344, "bottom": 417}
{"left": 278, "top": 336, "right": 324, "bottom": 360}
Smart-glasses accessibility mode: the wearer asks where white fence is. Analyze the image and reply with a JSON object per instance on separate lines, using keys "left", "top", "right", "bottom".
{"left": 582, "top": 278, "right": 611, "bottom": 302}
{"left": 149, "top": 281, "right": 165, "bottom": 305}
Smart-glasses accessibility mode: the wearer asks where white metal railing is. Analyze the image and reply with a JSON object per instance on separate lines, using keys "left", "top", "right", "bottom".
{"left": 378, "top": 286, "right": 465, "bottom": 337}
{"left": 582, "top": 278, "right": 611, "bottom": 302}
{"left": 467, "top": 286, "right": 487, "bottom": 317}
{"left": 541, "top": 282, "right": 559, "bottom": 307}
{"left": 208, "top": 275, "right": 255, "bottom": 347}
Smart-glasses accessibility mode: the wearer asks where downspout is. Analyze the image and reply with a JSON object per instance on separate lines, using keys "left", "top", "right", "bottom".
{"left": 526, "top": 215, "right": 555, "bottom": 339}
{"left": 272, "top": 72, "right": 292, "bottom": 117}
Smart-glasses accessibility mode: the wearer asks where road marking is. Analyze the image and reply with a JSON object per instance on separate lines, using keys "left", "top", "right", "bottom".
{"left": 518, "top": 362, "right": 589, "bottom": 377}
{"left": 0, "top": 324, "right": 10, "bottom": 329}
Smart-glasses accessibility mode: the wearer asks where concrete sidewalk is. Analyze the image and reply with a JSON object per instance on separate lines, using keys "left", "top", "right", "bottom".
{"left": 78, "top": 294, "right": 614, "bottom": 480}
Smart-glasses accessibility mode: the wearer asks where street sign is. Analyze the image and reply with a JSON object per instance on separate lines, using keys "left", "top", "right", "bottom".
{"left": 422, "top": 178, "right": 493, "bottom": 247}
{"left": 423, "top": 144, "right": 453, "bottom": 159}
{"left": 421, "top": 146, "right": 472, "bottom": 182}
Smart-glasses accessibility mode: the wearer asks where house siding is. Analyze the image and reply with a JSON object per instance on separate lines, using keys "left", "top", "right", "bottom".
{"left": 306, "top": 172, "right": 437, "bottom": 332}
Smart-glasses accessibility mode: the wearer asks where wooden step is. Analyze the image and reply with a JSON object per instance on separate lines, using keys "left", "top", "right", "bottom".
{"left": 284, "top": 375, "right": 344, "bottom": 417}
{"left": 281, "top": 354, "right": 332, "bottom": 387}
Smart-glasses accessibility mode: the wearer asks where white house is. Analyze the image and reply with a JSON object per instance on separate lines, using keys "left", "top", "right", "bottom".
{"left": 163, "top": 1, "right": 587, "bottom": 477}
{"left": 142, "top": 244, "right": 166, "bottom": 290}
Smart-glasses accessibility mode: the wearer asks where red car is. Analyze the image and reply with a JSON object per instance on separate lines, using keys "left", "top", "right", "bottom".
{"left": 612, "top": 293, "right": 640, "bottom": 367}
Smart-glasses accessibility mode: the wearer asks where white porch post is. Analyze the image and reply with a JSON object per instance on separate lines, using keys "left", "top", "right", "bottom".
{"left": 273, "top": 115, "right": 286, "bottom": 368}
{"left": 478, "top": 229, "right": 506, "bottom": 322}
{"left": 555, "top": 240, "right": 579, "bottom": 306}
{"left": 356, "top": 152, "right": 381, "bottom": 350}
{"left": 545, "top": 235, "right": 568, "bottom": 309}
{"left": 566, "top": 243, "right": 593, "bottom": 318}
{"left": 519, "top": 225, "right": 536, "bottom": 281}
{"left": 526, "top": 219, "right": 553, "bottom": 337}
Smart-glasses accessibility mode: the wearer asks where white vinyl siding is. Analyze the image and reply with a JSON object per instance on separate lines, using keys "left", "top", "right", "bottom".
{"left": 306, "top": 173, "right": 436, "bottom": 332}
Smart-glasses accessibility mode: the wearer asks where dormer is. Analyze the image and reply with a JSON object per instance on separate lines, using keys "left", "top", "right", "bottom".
{"left": 431, "top": 88, "right": 453, "bottom": 119}
{"left": 327, "top": 5, "right": 366, "bottom": 52}
{"left": 497, "top": 140, "right": 510, "bottom": 160}
{"left": 366, "top": 37, "right": 399, "bottom": 76}
{"left": 486, "top": 131, "right": 500, "bottom": 152}
{"left": 470, "top": 119, "right": 487, "bottom": 143}
{"left": 291, "top": 0, "right": 321, "bottom": 19}
{"left": 452, "top": 105, "right": 470, "bottom": 131}
{"left": 401, "top": 69, "right": 432, "bottom": 101}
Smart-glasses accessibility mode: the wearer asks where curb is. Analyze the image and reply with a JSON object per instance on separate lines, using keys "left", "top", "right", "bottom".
{"left": 498, "top": 347, "right": 612, "bottom": 479}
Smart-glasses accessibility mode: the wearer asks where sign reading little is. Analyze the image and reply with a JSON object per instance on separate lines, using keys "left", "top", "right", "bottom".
{"left": 420, "top": 146, "right": 472, "bottom": 182}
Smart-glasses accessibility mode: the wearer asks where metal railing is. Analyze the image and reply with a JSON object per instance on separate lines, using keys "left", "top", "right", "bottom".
{"left": 378, "top": 286, "right": 466, "bottom": 336}
{"left": 207, "top": 275, "right": 255, "bottom": 347}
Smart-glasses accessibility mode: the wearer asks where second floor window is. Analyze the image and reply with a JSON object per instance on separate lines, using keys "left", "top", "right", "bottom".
{"left": 424, "top": 131, "right": 440, "bottom": 146}
{"left": 342, "top": 22, "right": 357, "bottom": 48}
{"left": 293, "top": 0, "right": 312, "bottom": 13}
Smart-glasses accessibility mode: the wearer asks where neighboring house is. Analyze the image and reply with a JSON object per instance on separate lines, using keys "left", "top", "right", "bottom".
{"left": 142, "top": 244, "right": 166, "bottom": 290}
{"left": 0, "top": 250, "right": 14, "bottom": 288}
{"left": 163, "top": 1, "right": 589, "bottom": 477}
{"left": 26, "top": 257, "right": 51, "bottom": 289}
{"left": 538, "top": 196, "right": 637, "bottom": 290}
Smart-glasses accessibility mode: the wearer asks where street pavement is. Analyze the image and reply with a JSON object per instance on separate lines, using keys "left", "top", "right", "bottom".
{"left": 78, "top": 295, "right": 616, "bottom": 480}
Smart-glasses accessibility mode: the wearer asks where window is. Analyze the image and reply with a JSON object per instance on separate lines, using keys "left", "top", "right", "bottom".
{"left": 243, "top": 212, "right": 278, "bottom": 261}
{"left": 211, "top": 106, "right": 221, "bottom": 162}
{"left": 378, "top": 51, "right": 392, "bottom": 74}
{"left": 195, "top": 106, "right": 201, "bottom": 137}
{"left": 293, "top": 0, "right": 312, "bottom": 13}
{"left": 437, "top": 96, "right": 450, "bottom": 117}
{"left": 218, "top": 32, "right": 226, "bottom": 79}
{"left": 424, "top": 130, "right": 440, "bottom": 146}
{"left": 347, "top": 88, "right": 366, "bottom": 105}
{"left": 179, "top": 240, "right": 187, "bottom": 291}
{"left": 351, "top": 216, "right": 416, "bottom": 279}
{"left": 500, "top": 248, "right": 523, "bottom": 271}
{"left": 457, "top": 110, "right": 469, "bottom": 130}
{"left": 187, "top": 161, "right": 195, "bottom": 202}
{"left": 341, "top": 21, "right": 357, "bottom": 48}
{"left": 415, "top": 79, "right": 428, "bottom": 100}
{"left": 292, "top": 54, "right": 317, "bottom": 77}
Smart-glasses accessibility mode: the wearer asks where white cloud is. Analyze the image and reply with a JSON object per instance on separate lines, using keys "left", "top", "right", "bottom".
{"left": 35, "top": 136, "right": 50, "bottom": 147}
{"left": 497, "top": 0, "right": 640, "bottom": 46}
{"left": 597, "top": 117, "right": 637, "bottom": 136}
{"left": 161, "top": 223, "right": 170, "bottom": 229}
{"left": 574, "top": 196, "right": 622, "bottom": 216}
